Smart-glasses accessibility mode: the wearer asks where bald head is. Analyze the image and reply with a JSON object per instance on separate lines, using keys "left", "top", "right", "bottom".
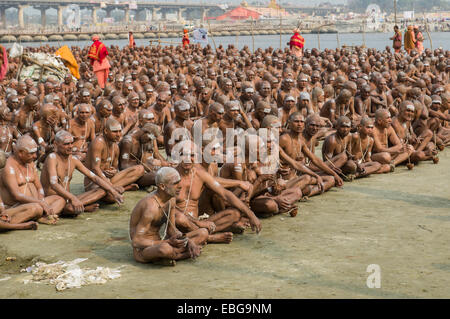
{"left": 209, "top": 102, "right": 225, "bottom": 114}
{"left": 336, "top": 116, "right": 351, "bottom": 128}
{"left": 155, "top": 167, "right": 181, "bottom": 187}
{"left": 106, "top": 118, "right": 122, "bottom": 131}
{"left": 15, "top": 135, "right": 38, "bottom": 154}
{"left": 360, "top": 116, "right": 374, "bottom": 127}
{"left": 261, "top": 115, "right": 281, "bottom": 129}
{"left": 55, "top": 130, "right": 74, "bottom": 144}
{"left": 375, "top": 108, "right": 389, "bottom": 121}
{"left": 40, "top": 103, "right": 58, "bottom": 119}
{"left": 305, "top": 113, "right": 321, "bottom": 126}
{"left": 24, "top": 94, "right": 39, "bottom": 108}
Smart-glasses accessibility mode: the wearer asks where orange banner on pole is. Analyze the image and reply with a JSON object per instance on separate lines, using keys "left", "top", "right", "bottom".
{"left": 55, "top": 45, "right": 80, "bottom": 79}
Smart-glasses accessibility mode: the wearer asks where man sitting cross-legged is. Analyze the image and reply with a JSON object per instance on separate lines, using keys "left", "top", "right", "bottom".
{"left": 392, "top": 101, "right": 438, "bottom": 165}
{"left": 322, "top": 116, "right": 358, "bottom": 179}
{"left": 120, "top": 123, "right": 170, "bottom": 188}
{"left": 0, "top": 151, "right": 39, "bottom": 231}
{"left": 371, "top": 109, "right": 414, "bottom": 170}
{"left": 41, "top": 130, "right": 124, "bottom": 216}
{"left": 349, "top": 117, "right": 390, "bottom": 177}
{"left": 279, "top": 113, "right": 343, "bottom": 196}
{"left": 0, "top": 135, "right": 65, "bottom": 225}
{"left": 172, "top": 140, "right": 262, "bottom": 244}
{"left": 130, "top": 167, "right": 208, "bottom": 265}
{"left": 84, "top": 118, "right": 145, "bottom": 203}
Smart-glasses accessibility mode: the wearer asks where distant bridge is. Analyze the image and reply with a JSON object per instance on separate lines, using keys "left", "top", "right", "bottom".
{"left": 0, "top": 0, "right": 342, "bottom": 29}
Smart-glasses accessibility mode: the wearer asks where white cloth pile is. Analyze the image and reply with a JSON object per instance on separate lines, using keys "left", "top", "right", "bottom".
{"left": 22, "top": 258, "right": 123, "bottom": 291}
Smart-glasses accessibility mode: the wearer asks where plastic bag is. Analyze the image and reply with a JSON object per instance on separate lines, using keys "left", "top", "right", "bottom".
{"left": 9, "top": 43, "right": 23, "bottom": 58}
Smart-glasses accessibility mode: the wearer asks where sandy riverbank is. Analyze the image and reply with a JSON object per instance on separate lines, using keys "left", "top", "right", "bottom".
{"left": 0, "top": 149, "right": 449, "bottom": 298}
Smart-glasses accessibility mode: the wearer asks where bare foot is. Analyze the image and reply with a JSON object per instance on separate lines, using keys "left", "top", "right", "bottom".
{"left": 153, "top": 259, "right": 176, "bottom": 267}
{"left": 21, "top": 221, "right": 38, "bottom": 230}
{"left": 124, "top": 183, "right": 139, "bottom": 191}
{"left": 286, "top": 207, "right": 298, "bottom": 217}
{"left": 84, "top": 203, "right": 100, "bottom": 212}
{"left": 37, "top": 216, "right": 58, "bottom": 225}
{"left": 239, "top": 217, "right": 250, "bottom": 228}
{"left": 229, "top": 220, "right": 249, "bottom": 233}
{"left": 208, "top": 232, "right": 233, "bottom": 244}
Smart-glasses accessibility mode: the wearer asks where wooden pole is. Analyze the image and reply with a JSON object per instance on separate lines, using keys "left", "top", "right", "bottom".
{"left": 207, "top": 20, "right": 217, "bottom": 52}
{"left": 362, "top": 18, "right": 366, "bottom": 47}
{"left": 394, "top": 0, "right": 397, "bottom": 25}
{"left": 251, "top": 17, "right": 255, "bottom": 54}
{"left": 336, "top": 31, "right": 340, "bottom": 49}
{"left": 157, "top": 23, "right": 160, "bottom": 46}
{"left": 423, "top": 12, "right": 433, "bottom": 50}
{"left": 279, "top": 14, "right": 282, "bottom": 50}
{"left": 317, "top": 26, "right": 320, "bottom": 51}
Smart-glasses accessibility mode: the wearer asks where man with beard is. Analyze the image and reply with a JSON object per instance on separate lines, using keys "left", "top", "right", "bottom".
{"left": 250, "top": 101, "right": 272, "bottom": 130}
{"left": 111, "top": 95, "right": 136, "bottom": 136}
{"left": 69, "top": 103, "right": 95, "bottom": 162}
{"left": 32, "top": 103, "right": 60, "bottom": 164}
{"left": 349, "top": 117, "right": 389, "bottom": 176}
{"left": 255, "top": 81, "right": 276, "bottom": 108}
{"left": 213, "top": 78, "right": 236, "bottom": 101}
{"left": 192, "top": 102, "right": 225, "bottom": 148}
{"left": 0, "top": 106, "right": 19, "bottom": 156}
{"left": 392, "top": 101, "right": 438, "bottom": 164}
{"left": 354, "top": 84, "right": 373, "bottom": 117}
{"left": 120, "top": 123, "right": 169, "bottom": 188}
{"left": 84, "top": 118, "right": 145, "bottom": 202}
{"left": 322, "top": 116, "right": 357, "bottom": 178}
{"left": 371, "top": 109, "right": 414, "bottom": 170}
{"left": 172, "top": 140, "right": 261, "bottom": 243}
{"left": 41, "top": 130, "right": 123, "bottom": 215}
{"left": 164, "top": 100, "right": 194, "bottom": 157}
{"left": 280, "top": 112, "right": 342, "bottom": 197}
{"left": 276, "top": 78, "right": 297, "bottom": 108}
{"left": 149, "top": 92, "right": 172, "bottom": 132}
{"left": 130, "top": 167, "right": 207, "bottom": 265}
{"left": 239, "top": 83, "right": 256, "bottom": 113}
{"left": 14, "top": 94, "right": 40, "bottom": 136}
{"left": 219, "top": 100, "right": 253, "bottom": 137}
{"left": 0, "top": 135, "right": 65, "bottom": 225}
{"left": 93, "top": 99, "right": 113, "bottom": 135}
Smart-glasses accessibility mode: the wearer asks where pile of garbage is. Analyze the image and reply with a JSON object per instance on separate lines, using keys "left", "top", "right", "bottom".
{"left": 10, "top": 43, "right": 78, "bottom": 84}
{"left": 22, "top": 258, "right": 123, "bottom": 291}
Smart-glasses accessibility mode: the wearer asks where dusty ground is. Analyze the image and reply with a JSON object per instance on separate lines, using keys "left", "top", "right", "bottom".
{"left": 0, "top": 149, "right": 449, "bottom": 299}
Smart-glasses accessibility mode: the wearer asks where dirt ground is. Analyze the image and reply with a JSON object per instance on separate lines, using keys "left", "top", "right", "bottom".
{"left": 0, "top": 149, "right": 449, "bottom": 299}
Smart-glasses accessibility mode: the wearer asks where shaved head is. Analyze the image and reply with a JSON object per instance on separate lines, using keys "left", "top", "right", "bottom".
{"left": 15, "top": 135, "right": 38, "bottom": 153}
{"left": 155, "top": 167, "right": 181, "bottom": 186}
{"left": 55, "top": 130, "right": 74, "bottom": 144}
{"left": 106, "top": 118, "right": 122, "bottom": 131}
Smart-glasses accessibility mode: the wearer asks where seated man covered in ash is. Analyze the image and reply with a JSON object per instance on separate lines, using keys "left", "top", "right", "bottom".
{"left": 40, "top": 130, "right": 124, "bottom": 216}
{"left": 130, "top": 167, "right": 208, "bottom": 266}
{"left": 84, "top": 118, "right": 145, "bottom": 203}
{"left": 0, "top": 135, "right": 66, "bottom": 225}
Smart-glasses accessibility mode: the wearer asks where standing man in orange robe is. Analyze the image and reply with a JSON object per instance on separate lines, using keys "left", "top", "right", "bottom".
{"left": 88, "top": 35, "right": 110, "bottom": 89}
{"left": 288, "top": 28, "right": 305, "bottom": 58}
{"left": 182, "top": 29, "right": 190, "bottom": 49}
{"left": 0, "top": 45, "right": 8, "bottom": 81}
{"left": 129, "top": 31, "right": 136, "bottom": 49}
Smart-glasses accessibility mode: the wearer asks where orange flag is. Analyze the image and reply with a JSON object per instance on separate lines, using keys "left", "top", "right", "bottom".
{"left": 55, "top": 45, "right": 80, "bottom": 79}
